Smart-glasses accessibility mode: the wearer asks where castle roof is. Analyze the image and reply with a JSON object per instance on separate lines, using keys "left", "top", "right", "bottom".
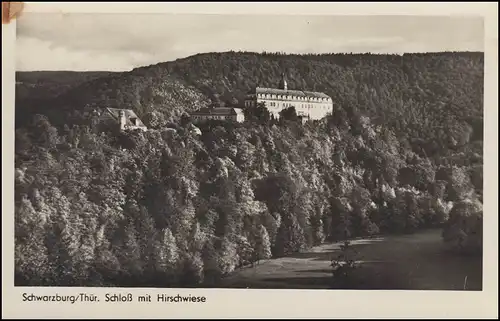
{"left": 254, "top": 87, "right": 331, "bottom": 99}
{"left": 191, "top": 107, "right": 244, "bottom": 116}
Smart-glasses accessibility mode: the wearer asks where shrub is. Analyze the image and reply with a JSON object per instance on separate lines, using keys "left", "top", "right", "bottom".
{"left": 330, "top": 240, "right": 360, "bottom": 288}
{"left": 442, "top": 199, "right": 483, "bottom": 255}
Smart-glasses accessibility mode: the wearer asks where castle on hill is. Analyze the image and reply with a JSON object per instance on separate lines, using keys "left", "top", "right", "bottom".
{"left": 244, "top": 73, "right": 333, "bottom": 121}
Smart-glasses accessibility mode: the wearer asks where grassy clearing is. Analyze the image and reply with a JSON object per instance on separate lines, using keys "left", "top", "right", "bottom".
{"left": 218, "top": 229, "right": 482, "bottom": 290}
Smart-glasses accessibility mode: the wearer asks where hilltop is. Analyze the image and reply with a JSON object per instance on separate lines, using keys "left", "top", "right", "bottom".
{"left": 16, "top": 71, "right": 115, "bottom": 100}
{"left": 17, "top": 51, "right": 484, "bottom": 159}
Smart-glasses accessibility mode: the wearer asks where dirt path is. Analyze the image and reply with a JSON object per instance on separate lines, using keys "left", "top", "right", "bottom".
{"left": 219, "top": 229, "right": 482, "bottom": 290}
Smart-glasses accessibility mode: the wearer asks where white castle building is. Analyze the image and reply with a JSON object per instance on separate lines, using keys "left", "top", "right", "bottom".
{"left": 244, "top": 74, "right": 333, "bottom": 121}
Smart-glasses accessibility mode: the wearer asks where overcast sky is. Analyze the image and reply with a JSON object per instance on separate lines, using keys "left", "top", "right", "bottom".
{"left": 16, "top": 13, "right": 484, "bottom": 71}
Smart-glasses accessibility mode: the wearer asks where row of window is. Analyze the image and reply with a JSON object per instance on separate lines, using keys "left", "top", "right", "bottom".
{"left": 245, "top": 100, "right": 331, "bottom": 110}
{"left": 269, "top": 102, "right": 331, "bottom": 110}
{"left": 192, "top": 115, "right": 233, "bottom": 120}
{"left": 256, "top": 94, "right": 331, "bottom": 102}
{"left": 269, "top": 102, "right": 295, "bottom": 108}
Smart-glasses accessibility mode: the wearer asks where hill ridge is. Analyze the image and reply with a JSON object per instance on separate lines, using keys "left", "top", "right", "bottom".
{"left": 16, "top": 51, "right": 484, "bottom": 159}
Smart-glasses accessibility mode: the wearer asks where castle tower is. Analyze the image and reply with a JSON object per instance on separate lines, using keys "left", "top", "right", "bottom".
{"left": 279, "top": 73, "right": 288, "bottom": 91}
{"left": 119, "top": 110, "right": 127, "bottom": 130}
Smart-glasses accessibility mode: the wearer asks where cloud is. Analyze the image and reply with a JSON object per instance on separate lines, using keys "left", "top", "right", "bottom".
{"left": 16, "top": 13, "right": 484, "bottom": 71}
{"left": 16, "top": 36, "right": 147, "bottom": 71}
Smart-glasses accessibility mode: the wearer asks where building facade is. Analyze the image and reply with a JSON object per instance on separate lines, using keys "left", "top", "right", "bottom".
{"left": 190, "top": 107, "right": 245, "bottom": 123}
{"left": 244, "top": 74, "right": 333, "bottom": 120}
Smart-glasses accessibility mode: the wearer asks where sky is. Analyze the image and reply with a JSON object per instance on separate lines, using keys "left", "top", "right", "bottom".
{"left": 16, "top": 13, "right": 484, "bottom": 71}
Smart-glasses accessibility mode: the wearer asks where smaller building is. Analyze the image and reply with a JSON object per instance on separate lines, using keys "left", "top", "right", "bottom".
{"left": 91, "top": 108, "right": 148, "bottom": 132}
{"left": 190, "top": 107, "right": 245, "bottom": 123}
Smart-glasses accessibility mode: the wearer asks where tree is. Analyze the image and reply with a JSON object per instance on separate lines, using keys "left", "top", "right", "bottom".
{"left": 116, "top": 222, "right": 143, "bottom": 281}
{"left": 446, "top": 166, "right": 475, "bottom": 201}
{"left": 261, "top": 211, "right": 281, "bottom": 249}
{"left": 274, "top": 215, "right": 305, "bottom": 257}
{"left": 143, "top": 111, "right": 166, "bottom": 129}
{"left": 201, "top": 239, "right": 221, "bottom": 285}
{"left": 179, "top": 252, "right": 204, "bottom": 286}
{"left": 217, "top": 237, "right": 239, "bottom": 275}
{"left": 330, "top": 240, "right": 361, "bottom": 288}
{"left": 156, "top": 228, "right": 179, "bottom": 277}
{"left": 14, "top": 196, "right": 50, "bottom": 285}
{"left": 442, "top": 199, "right": 483, "bottom": 255}
{"left": 229, "top": 97, "right": 239, "bottom": 107}
{"left": 45, "top": 187, "right": 83, "bottom": 285}
{"left": 180, "top": 113, "right": 191, "bottom": 127}
{"left": 254, "top": 225, "right": 272, "bottom": 263}
{"left": 469, "top": 164, "right": 483, "bottom": 198}
{"left": 236, "top": 235, "right": 254, "bottom": 266}
{"left": 30, "top": 114, "right": 59, "bottom": 149}
{"left": 310, "top": 215, "right": 325, "bottom": 245}
{"left": 245, "top": 102, "right": 271, "bottom": 124}
{"left": 349, "top": 187, "right": 375, "bottom": 237}
{"left": 279, "top": 106, "right": 299, "bottom": 122}
{"left": 211, "top": 94, "right": 224, "bottom": 107}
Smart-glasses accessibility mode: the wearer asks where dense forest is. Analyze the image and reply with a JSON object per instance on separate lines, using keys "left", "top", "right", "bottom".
{"left": 14, "top": 51, "right": 483, "bottom": 287}
{"left": 16, "top": 71, "right": 115, "bottom": 100}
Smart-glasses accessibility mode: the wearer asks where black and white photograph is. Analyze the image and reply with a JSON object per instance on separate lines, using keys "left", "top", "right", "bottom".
{"left": 13, "top": 9, "right": 486, "bottom": 292}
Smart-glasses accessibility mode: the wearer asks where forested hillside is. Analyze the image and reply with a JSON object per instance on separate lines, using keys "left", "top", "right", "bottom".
{"left": 15, "top": 71, "right": 115, "bottom": 128}
{"left": 14, "top": 51, "right": 484, "bottom": 287}
{"left": 18, "top": 51, "right": 484, "bottom": 159}
{"left": 16, "top": 71, "right": 115, "bottom": 100}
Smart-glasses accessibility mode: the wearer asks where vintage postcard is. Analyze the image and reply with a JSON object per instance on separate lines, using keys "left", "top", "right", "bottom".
{"left": 2, "top": 2, "right": 498, "bottom": 319}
